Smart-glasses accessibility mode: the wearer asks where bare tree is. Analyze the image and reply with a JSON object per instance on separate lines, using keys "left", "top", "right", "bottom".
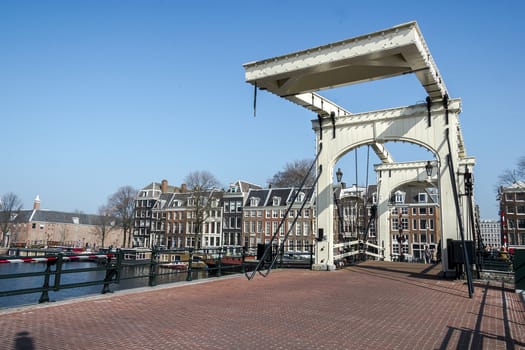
{"left": 184, "top": 171, "right": 221, "bottom": 249}
{"left": 0, "top": 193, "right": 23, "bottom": 247}
{"left": 92, "top": 205, "right": 118, "bottom": 249}
{"left": 268, "top": 159, "right": 315, "bottom": 188}
{"left": 498, "top": 156, "right": 525, "bottom": 186}
{"left": 108, "top": 186, "right": 137, "bottom": 248}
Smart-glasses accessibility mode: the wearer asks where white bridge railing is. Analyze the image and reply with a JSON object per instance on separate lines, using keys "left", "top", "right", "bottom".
{"left": 333, "top": 240, "right": 384, "bottom": 261}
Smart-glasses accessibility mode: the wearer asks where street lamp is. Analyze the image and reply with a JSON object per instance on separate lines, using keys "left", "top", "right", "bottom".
{"left": 336, "top": 168, "right": 343, "bottom": 183}
{"left": 334, "top": 168, "right": 344, "bottom": 243}
{"left": 425, "top": 161, "right": 433, "bottom": 177}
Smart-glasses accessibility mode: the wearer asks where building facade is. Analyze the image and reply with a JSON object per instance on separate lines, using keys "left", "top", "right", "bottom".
{"left": 242, "top": 187, "right": 316, "bottom": 254}
{"left": 499, "top": 181, "right": 525, "bottom": 248}
{"left": 388, "top": 186, "right": 441, "bottom": 262}
{"left": 479, "top": 219, "right": 501, "bottom": 250}
{"left": 10, "top": 196, "right": 123, "bottom": 249}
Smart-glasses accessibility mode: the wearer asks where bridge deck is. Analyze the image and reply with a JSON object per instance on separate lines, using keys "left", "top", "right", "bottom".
{"left": 1, "top": 261, "right": 523, "bottom": 349}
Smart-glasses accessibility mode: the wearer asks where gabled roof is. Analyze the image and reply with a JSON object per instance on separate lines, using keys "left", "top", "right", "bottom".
{"left": 245, "top": 187, "right": 315, "bottom": 207}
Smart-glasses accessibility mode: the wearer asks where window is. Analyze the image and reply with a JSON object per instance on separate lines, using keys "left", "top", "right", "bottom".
{"left": 419, "top": 207, "right": 427, "bottom": 215}
{"left": 394, "top": 191, "right": 405, "bottom": 204}
{"left": 420, "top": 219, "right": 427, "bottom": 230}
{"left": 401, "top": 218, "right": 409, "bottom": 230}
{"left": 273, "top": 197, "right": 281, "bottom": 206}
{"left": 250, "top": 197, "right": 259, "bottom": 207}
{"left": 297, "top": 192, "right": 305, "bottom": 203}
{"left": 418, "top": 193, "right": 427, "bottom": 203}
{"left": 517, "top": 205, "right": 525, "bottom": 214}
{"left": 392, "top": 217, "right": 399, "bottom": 230}
{"left": 517, "top": 193, "right": 525, "bottom": 201}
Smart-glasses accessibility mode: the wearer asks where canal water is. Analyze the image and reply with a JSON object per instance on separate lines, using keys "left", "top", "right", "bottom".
{"left": 0, "top": 262, "right": 208, "bottom": 309}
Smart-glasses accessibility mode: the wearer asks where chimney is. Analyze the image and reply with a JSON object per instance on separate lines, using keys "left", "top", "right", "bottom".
{"left": 161, "top": 179, "right": 168, "bottom": 193}
{"left": 33, "top": 195, "right": 41, "bottom": 210}
{"left": 181, "top": 183, "right": 187, "bottom": 193}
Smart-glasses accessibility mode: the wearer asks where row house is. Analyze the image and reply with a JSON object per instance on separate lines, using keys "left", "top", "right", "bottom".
{"left": 222, "top": 180, "right": 262, "bottom": 249}
{"left": 389, "top": 186, "right": 441, "bottom": 261}
{"left": 134, "top": 180, "right": 258, "bottom": 250}
{"left": 499, "top": 181, "right": 525, "bottom": 247}
{"left": 133, "top": 180, "right": 173, "bottom": 248}
{"left": 242, "top": 187, "right": 316, "bottom": 254}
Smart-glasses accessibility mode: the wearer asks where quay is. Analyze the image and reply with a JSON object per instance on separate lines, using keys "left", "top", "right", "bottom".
{"left": 1, "top": 261, "right": 524, "bottom": 350}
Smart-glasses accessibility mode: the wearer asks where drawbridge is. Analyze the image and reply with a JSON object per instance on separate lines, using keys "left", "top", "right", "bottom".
{"left": 243, "top": 22, "right": 476, "bottom": 290}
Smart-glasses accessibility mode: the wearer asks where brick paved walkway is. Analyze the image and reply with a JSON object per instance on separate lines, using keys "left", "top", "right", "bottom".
{"left": 1, "top": 261, "right": 524, "bottom": 350}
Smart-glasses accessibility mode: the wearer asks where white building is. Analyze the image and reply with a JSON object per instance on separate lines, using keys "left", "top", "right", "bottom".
{"left": 479, "top": 219, "right": 501, "bottom": 250}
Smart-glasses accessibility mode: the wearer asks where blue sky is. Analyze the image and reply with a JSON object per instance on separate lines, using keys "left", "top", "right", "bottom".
{"left": 1, "top": 1, "right": 524, "bottom": 219}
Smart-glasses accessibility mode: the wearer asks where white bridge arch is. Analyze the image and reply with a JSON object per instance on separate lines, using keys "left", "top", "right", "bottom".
{"left": 244, "top": 22, "right": 476, "bottom": 274}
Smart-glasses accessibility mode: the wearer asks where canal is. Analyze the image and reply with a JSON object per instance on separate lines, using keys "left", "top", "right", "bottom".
{"left": 0, "top": 261, "right": 208, "bottom": 309}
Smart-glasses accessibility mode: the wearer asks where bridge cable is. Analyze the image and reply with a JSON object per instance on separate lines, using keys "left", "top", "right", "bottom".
{"left": 257, "top": 167, "right": 322, "bottom": 278}
{"left": 245, "top": 143, "right": 323, "bottom": 280}
{"left": 445, "top": 128, "right": 474, "bottom": 298}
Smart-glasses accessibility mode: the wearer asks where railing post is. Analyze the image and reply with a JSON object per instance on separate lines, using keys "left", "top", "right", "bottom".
{"left": 39, "top": 259, "right": 55, "bottom": 303}
{"left": 186, "top": 248, "right": 193, "bottom": 282}
{"left": 217, "top": 247, "right": 223, "bottom": 277}
{"left": 241, "top": 246, "right": 246, "bottom": 274}
{"left": 148, "top": 248, "right": 159, "bottom": 287}
{"left": 53, "top": 253, "right": 63, "bottom": 291}
{"left": 102, "top": 252, "right": 119, "bottom": 294}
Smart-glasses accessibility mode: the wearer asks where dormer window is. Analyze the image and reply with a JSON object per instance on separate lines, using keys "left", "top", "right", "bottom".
{"left": 394, "top": 191, "right": 405, "bottom": 204}
{"left": 272, "top": 196, "right": 281, "bottom": 206}
{"left": 418, "top": 193, "right": 428, "bottom": 203}
{"left": 297, "top": 192, "right": 305, "bottom": 203}
{"left": 250, "top": 197, "right": 260, "bottom": 207}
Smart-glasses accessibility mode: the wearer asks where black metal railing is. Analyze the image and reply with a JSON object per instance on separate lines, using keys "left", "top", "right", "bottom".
{"left": 0, "top": 245, "right": 314, "bottom": 307}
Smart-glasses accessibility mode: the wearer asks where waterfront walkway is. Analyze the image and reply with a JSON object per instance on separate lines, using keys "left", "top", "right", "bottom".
{"left": 1, "top": 261, "right": 524, "bottom": 350}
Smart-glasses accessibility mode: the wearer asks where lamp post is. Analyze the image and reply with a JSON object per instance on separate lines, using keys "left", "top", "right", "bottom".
{"left": 425, "top": 161, "right": 433, "bottom": 177}
{"left": 336, "top": 168, "right": 343, "bottom": 183}
{"left": 335, "top": 168, "right": 344, "bottom": 242}
{"left": 397, "top": 210, "right": 405, "bottom": 262}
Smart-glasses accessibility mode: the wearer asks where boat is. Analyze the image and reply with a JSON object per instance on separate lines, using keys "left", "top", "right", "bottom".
{"left": 158, "top": 251, "right": 209, "bottom": 270}
{"left": 159, "top": 262, "right": 188, "bottom": 270}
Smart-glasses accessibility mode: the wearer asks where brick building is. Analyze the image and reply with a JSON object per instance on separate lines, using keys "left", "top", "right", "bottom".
{"left": 499, "top": 181, "right": 525, "bottom": 247}
{"left": 10, "top": 196, "right": 124, "bottom": 249}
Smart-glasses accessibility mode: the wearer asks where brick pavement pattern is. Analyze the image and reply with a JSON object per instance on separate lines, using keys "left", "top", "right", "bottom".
{"left": 1, "top": 261, "right": 524, "bottom": 350}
